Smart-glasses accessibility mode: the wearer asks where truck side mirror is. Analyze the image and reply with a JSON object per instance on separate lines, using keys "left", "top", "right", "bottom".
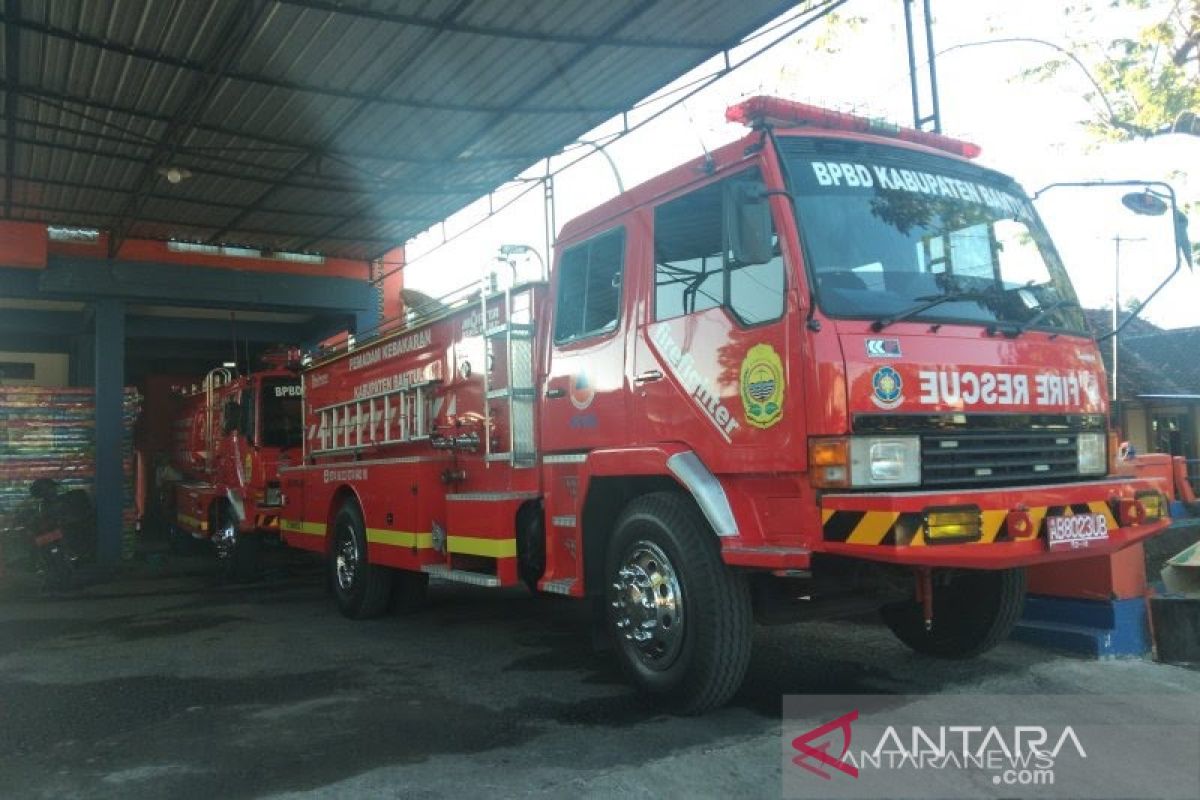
{"left": 724, "top": 181, "right": 774, "bottom": 265}
{"left": 1120, "top": 190, "right": 1193, "bottom": 269}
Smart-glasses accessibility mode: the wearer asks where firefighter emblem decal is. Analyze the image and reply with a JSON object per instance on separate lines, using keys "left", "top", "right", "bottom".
{"left": 740, "top": 343, "right": 784, "bottom": 429}
{"left": 569, "top": 372, "right": 595, "bottom": 411}
{"left": 871, "top": 366, "right": 904, "bottom": 409}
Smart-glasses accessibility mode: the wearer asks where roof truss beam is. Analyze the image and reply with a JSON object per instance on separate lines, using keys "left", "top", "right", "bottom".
{"left": 0, "top": 78, "right": 555, "bottom": 166}
{"left": 0, "top": 14, "right": 629, "bottom": 116}
{"left": 4, "top": 0, "right": 19, "bottom": 217}
{"left": 205, "top": 0, "right": 481, "bottom": 244}
{"left": 108, "top": 1, "right": 275, "bottom": 256}
{"left": 299, "top": 0, "right": 664, "bottom": 247}
{"left": 276, "top": 0, "right": 721, "bottom": 51}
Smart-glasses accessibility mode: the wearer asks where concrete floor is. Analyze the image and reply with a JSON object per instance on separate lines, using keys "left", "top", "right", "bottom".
{"left": 2, "top": 550, "right": 1199, "bottom": 800}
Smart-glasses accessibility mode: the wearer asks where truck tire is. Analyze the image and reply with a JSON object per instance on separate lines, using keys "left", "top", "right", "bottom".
{"left": 881, "top": 567, "right": 1027, "bottom": 659}
{"left": 331, "top": 501, "right": 393, "bottom": 619}
{"left": 605, "top": 492, "right": 752, "bottom": 715}
{"left": 212, "top": 501, "right": 259, "bottom": 582}
{"left": 516, "top": 501, "right": 546, "bottom": 594}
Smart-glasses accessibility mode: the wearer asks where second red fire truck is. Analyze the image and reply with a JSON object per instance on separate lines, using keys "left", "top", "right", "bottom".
{"left": 170, "top": 353, "right": 303, "bottom": 573}
{"left": 278, "top": 97, "right": 1172, "bottom": 712}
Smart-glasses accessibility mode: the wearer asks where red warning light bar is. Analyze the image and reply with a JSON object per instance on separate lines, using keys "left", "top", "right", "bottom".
{"left": 726, "top": 96, "right": 981, "bottom": 160}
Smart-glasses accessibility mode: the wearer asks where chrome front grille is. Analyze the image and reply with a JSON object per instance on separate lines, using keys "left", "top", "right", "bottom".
{"left": 922, "top": 431, "right": 1079, "bottom": 488}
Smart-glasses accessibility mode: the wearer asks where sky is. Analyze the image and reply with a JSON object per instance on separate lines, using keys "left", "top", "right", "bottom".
{"left": 400, "top": 0, "right": 1200, "bottom": 330}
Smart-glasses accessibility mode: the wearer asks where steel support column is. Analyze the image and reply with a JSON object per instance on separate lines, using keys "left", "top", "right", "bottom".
{"left": 93, "top": 298, "right": 125, "bottom": 563}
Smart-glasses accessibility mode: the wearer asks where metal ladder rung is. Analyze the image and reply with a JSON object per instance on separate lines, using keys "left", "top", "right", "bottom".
{"left": 310, "top": 382, "right": 438, "bottom": 455}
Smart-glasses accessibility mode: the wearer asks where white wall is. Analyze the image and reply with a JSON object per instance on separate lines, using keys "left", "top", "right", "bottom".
{"left": 0, "top": 350, "right": 69, "bottom": 387}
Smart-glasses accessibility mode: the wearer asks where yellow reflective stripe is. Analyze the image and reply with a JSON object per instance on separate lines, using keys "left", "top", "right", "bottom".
{"left": 980, "top": 510, "right": 1007, "bottom": 543}
{"left": 366, "top": 529, "right": 433, "bottom": 549}
{"left": 447, "top": 535, "right": 517, "bottom": 558}
{"left": 846, "top": 511, "right": 899, "bottom": 545}
{"left": 177, "top": 513, "right": 208, "bottom": 531}
{"left": 281, "top": 519, "right": 325, "bottom": 536}
{"left": 1087, "top": 501, "right": 1119, "bottom": 531}
{"left": 821, "top": 508, "right": 835, "bottom": 524}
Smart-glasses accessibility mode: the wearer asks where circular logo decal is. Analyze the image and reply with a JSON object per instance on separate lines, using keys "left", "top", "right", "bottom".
{"left": 569, "top": 373, "right": 595, "bottom": 411}
{"left": 871, "top": 366, "right": 904, "bottom": 409}
{"left": 739, "top": 343, "right": 785, "bottom": 429}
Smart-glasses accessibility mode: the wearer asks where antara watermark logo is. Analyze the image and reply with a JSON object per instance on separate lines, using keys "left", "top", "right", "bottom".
{"left": 791, "top": 711, "right": 1087, "bottom": 788}
{"left": 784, "top": 694, "right": 1200, "bottom": 800}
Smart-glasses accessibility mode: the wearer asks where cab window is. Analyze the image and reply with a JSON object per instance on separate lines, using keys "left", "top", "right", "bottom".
{"left": 554, "top": 227, "right": 625, "bottom": 344}
{"left": 653, "top": 170, "right": 786, "bottom": 325}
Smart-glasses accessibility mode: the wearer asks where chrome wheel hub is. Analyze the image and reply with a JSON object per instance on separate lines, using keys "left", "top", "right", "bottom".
{"left": 610, "top": 540, "right": 683, "bottom": 669}
{"left": 335, "top": 528, "right": 359, "bottom": 592}
{"left": 213, "top": 516, "right": 237, "bottom": 560}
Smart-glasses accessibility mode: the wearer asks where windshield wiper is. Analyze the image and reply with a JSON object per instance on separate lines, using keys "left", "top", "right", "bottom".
{"left": 987, "top": 299, "right": 1081, "bottom": 337}
{"left": 871, "top": 291, "right": 993, "bottom": 332}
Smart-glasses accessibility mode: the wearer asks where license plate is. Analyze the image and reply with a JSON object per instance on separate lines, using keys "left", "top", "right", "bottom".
{"left": 1045, "top": 513, "right": 1109, "bottom": 551}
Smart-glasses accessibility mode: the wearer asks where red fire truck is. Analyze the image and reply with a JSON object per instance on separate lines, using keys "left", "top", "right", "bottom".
{"left": 279, "top": 97, "right": 1171, "bottom": 712}
{"left": 170, "top": 353, "right": 303, "bottom": 573}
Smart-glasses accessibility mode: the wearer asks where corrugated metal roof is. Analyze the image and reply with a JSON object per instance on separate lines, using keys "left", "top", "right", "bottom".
{"left": 0, "top": 0, "right": 803, "bottom": 261}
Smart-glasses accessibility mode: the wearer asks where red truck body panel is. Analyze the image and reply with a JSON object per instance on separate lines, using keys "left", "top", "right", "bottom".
{"left": 279, "top": 109, "right": 1169, "bottom": 600}
{"left": 170, "top": 367, "right": 302, "bottom": 540}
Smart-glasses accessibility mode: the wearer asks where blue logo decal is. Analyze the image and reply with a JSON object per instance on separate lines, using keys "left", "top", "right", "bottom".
{"left": 871, "top": 366, "right": 904, "bottom": 409}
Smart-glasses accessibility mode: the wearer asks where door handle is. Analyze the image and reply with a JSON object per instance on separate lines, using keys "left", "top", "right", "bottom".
{"left": 634, "top": 369, "right": 663, "bottom": 385}
{"left": 545, "top": 388, "right": 565, "bottom": 399}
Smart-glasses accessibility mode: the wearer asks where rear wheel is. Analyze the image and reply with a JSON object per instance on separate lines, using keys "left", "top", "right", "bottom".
{"left": 605, "top": 492, "right": 752, "bottom": 715}
{"left": 331, "top": 501, "right": 393, "bottom": 619}
{"left": 881, "top": 568, "right": 1027, "bottom": 658}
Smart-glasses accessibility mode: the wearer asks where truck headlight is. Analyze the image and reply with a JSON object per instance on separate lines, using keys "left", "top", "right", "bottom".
{"left": 850, "top": 436, "right": 921, "bottom": 487}
{"left": 811, "top": 436, "right": 922, "bottom": 488}
{"left": 1077, "top": 432, "right": 1107, "bottom": 475}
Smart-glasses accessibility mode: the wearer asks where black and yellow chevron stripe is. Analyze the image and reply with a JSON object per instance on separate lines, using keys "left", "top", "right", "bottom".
{"left": 821, "top": 501, "right": 1118, "bottom": 546}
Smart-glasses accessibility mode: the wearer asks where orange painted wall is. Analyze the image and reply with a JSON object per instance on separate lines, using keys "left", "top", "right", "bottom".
{"left": 28, "top": 229, "right": 372, "bottom": 280}
{"left": 0, "top": 221, "right": 49, "bottom": 268}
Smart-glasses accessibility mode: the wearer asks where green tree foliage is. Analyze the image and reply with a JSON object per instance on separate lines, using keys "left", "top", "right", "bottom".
{"left": 1093, "top": 0, "right": 1199, "bottom": 138}
{"left": 1025, "top": 1, "right": 1199, "bottom": 139}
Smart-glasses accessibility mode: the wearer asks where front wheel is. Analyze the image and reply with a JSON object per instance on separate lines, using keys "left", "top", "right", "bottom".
{"left": 331, "top": 501, "right": 393, "bottom": 619}
{"left": 212, "top": 502, "right": 259, "bottom": 582}
{"left": 881, "top": 567, "right": 1027, "bottom": 659}
{"left": 605, "top": 492, "right": 752, "bottom": 715}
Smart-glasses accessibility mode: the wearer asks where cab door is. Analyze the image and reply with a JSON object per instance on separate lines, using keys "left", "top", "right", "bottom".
{"left": 540, "top": 225, "right": 630, "bottom": 455}
{"left": 631, "top": 168, "right": 802, "bottom": 473}
{"left": 537, "top": 225, "right": 631, "bottom": 590}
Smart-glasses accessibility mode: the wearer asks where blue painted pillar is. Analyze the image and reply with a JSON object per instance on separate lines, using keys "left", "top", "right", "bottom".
{"left": 93, "top": 298, "right": 125, "bottom": 564}
{"left": 355, "top": 308, "right": 379, "bottom": 338}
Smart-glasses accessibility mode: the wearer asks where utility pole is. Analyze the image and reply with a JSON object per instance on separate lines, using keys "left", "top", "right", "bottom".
{"left": 1111, "top": 234, "right": 1146, "bottom": 405}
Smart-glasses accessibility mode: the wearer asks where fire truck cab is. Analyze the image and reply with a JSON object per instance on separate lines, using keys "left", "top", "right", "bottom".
{"left": 281, "top": 98, "right": 1170, "bottom": 713}
{"left": 170, "top": 355, "right": 303, "bottom": 572}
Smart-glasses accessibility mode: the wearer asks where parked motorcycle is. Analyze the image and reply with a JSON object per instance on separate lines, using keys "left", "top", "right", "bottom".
{"left": 7, "top": 479, "right": 95, "bottom": 591}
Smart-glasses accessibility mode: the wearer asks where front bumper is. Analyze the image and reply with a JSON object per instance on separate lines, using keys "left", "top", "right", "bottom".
{"left": 816, "top": 477, "right": 1168, "bottom": 569}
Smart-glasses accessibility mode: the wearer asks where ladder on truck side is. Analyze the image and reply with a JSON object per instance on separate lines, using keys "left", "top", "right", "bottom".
{"left": 311, "top": 380, "right": 437, "bottom": 455}
{"left": 425, "top": 281, "right": 543, "bottom": 588}
{"left": 481, "top": 282, "right": 539, "bottom": 468}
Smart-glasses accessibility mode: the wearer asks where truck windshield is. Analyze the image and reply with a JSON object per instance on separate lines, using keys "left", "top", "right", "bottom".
{"left": 260, "top": 379, "right": 303, "bottom": 449}
{"left": 779, "top": 137, "right": 1086, "bottom": 334}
